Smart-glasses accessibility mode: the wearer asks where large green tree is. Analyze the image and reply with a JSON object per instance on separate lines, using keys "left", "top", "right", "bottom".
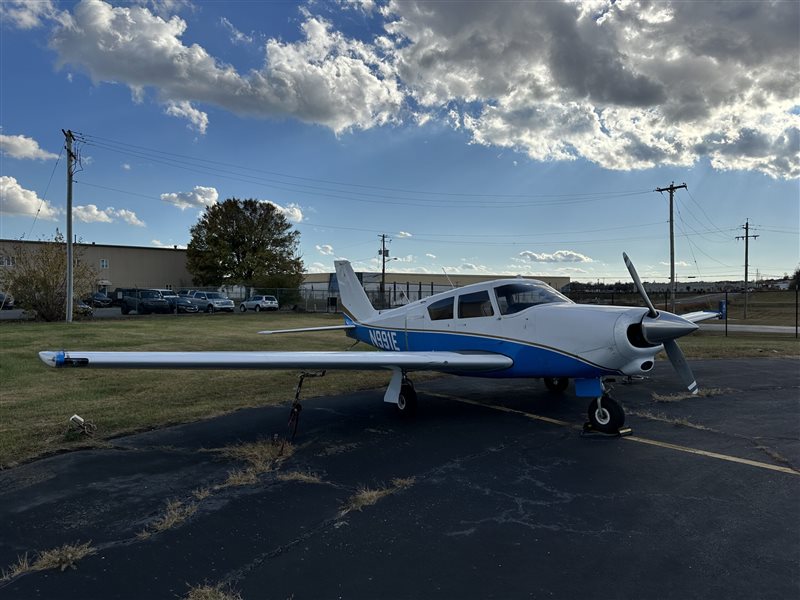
{"left": 186, "top": 198, "right": 304, "bottom": 288}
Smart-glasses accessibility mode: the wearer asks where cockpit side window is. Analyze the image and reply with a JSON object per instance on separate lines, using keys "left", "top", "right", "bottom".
{"left": 494, "top": 282, "right": 571, "bottom": 315}
{"left": 458, "top": 290, "right": 494, "bottom": 318}
{"left": 427, "top": 297, "right": 454, "bottom": 321}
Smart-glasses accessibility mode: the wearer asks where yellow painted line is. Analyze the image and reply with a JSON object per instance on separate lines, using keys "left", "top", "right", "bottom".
{"left": 427, "top": 392, "right": 800, "bottom": 477}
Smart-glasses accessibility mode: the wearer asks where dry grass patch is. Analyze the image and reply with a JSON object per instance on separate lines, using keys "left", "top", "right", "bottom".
{"left": 629, "top": 410, "right": 712, "bottom": 431}
{"left": 277, "top": 470, "right": 323, "bottom": 484}
{"left": 184, "top": 583, "right": 243, "bottom": 600}
{"left": 138, "top": 499, "right": 198, "bottom": 539}
{"left": 1, "top": 553, "right": 31, "bottom": 581}
{"left": 652, "top": 387, "right": 730, "bottom": 403}
{"left": 35, "top": 541, "right": 94, "bottom": 573}
{"left": 340, "top": 477, "right": 416, "bottom": 516}
{"left": 213, "top": 438, "right": 295, "bottom": 490}
{"left": 192, "top": 487, "right": 212, "bottom": 500}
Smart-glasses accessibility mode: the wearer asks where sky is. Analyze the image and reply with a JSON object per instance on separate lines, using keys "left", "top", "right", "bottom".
{"left": 0, "top": 0, "right": 798, "bottom": 283}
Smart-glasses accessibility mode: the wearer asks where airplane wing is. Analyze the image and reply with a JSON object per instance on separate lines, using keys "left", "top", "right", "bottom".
{"left": 680, "top": 311, "right": 721, "bottom": 323}
{"left": 258, "top": 325, "right": 355, "bottom": 335}
{"left": 38, "top": 350, "right": 513, "bottom": 372}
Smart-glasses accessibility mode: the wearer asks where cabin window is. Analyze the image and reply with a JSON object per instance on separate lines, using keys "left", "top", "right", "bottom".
{"left": 494, "top": 282, "right": 572, "bottom": 315}
{"left": 458, "top": 290, "right": 494, "bottom": 318}
{"left": 427, "top": 297, "right": 454, "bottom": 321}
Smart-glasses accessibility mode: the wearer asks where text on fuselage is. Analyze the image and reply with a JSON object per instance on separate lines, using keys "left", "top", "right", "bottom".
{"left": 368, "top": 328, "right": 400, "bottom": 351}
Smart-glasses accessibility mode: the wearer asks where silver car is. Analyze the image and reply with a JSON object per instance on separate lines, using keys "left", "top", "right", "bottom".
{"left": 239, "top": 295, "right": 279, "bottom": 312}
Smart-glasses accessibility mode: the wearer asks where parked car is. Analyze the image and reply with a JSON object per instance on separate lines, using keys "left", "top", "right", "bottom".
{"left": 239, "top": 295, "right": 279, "bottom": 312}
{"left": 154, "top": 289, "right": 180, "bottom": 311}
{"left": 86, "top": 292, "right": 112, "bottom": 308}
{"left": 188, "top": 291, "right": 235, "bottom": 313}
{"left": 175, "top": 296, "right": 199, "bottom": 313}
{"left": 74, "top": 299, "right": 93, "bottom": 316}
{"left": 110, "top": 288, "right": 137, "bottom": 307}
{"left": 177, "top": 289, "right": 194, "bottom": 297}
{"left": 121, "top": 289, "right": 172, "bottom": 315}
{"left": 0, "top": 292, "right": 15, "bottom": 310}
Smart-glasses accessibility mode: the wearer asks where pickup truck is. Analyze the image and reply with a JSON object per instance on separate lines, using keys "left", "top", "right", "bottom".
{"left": 189, "top": 291, "right": 235, "bottom": 313}
{"left": 121, "top": 289, "right": 172, "bottom": 315}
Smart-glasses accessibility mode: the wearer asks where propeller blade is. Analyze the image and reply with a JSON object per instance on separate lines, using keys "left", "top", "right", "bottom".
{"left": 663, "top": 339, "right": 698, "bottom": 394}
{"left": 623, "top": 252, "right": 657, "bottom": 318}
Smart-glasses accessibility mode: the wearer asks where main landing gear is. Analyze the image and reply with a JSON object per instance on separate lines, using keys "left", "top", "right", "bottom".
{"left": 396, "top": 375, "right": 418, "bottom": 417}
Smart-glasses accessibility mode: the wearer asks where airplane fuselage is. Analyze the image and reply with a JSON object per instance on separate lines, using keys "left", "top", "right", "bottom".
{"left": 347, "top": 278, "right": 663, "bottom": 382}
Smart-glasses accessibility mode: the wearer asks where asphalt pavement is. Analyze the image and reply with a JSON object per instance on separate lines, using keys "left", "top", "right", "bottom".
{"left": 0, "top": 358, "right": 798, "bottom": 599}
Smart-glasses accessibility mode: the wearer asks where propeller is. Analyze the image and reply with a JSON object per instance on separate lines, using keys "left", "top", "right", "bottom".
{"left": 622, "top": 252, "right": 699, "bottom": 394}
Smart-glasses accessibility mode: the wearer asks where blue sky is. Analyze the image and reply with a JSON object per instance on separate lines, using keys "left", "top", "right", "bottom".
{"left": 1, "top": 0, "right": 798, "bottom": 283}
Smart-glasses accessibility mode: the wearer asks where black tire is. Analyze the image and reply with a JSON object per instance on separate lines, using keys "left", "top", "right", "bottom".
{"left": 587, "top": 395, "right": 625, "bottom": 434}
{"left": 121, "top": 305, "right": 130, "bottom": 315}
{"left": 239, "top": 304, "right": 247, "bottom": 312}
{"left": 544, "top": 377, "right": 569, "bottom": 393}
{"left": 255, "top": 305, "right": 261, "bottom": 312}
{"left": 396, "top": 383, "right": 418, "bottom": 416}
{"left": 206, "top": 304, "right": 214, "bottom": 313}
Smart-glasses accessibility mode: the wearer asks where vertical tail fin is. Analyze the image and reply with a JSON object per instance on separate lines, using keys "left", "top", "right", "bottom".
{"left": 334, "top": 260, "right": 377, "bottom": 323}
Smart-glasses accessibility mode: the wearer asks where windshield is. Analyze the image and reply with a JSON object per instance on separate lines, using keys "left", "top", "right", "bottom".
{"left": 494, "top": 282, "right": 571, "bottom": 315}
{"left": 140, "top": 291, "right": 161, "bottom": 299}
{"left": 207, "top": 292, "right": 225, "bottom": 300}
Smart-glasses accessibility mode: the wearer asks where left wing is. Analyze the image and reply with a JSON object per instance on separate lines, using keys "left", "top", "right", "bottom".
{"left": 39, "top": 350, "right": 513, "bottom": 372}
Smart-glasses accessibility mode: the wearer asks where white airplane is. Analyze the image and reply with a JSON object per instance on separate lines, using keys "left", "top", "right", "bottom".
{"left": 40, "top": 254, "right": 717, "bottom": 434}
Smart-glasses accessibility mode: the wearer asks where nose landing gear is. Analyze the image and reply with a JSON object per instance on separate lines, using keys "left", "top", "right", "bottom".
{"left": 583, "top": 393, "right": 631, "bottom": 436}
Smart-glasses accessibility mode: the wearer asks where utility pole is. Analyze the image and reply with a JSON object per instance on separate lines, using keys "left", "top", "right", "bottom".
{"left": 735, "top": 220, "right": 759, "bottom": 319}
{"left": 63, "top": 129, "right": 76, "bottom": 323}
{"left": 655, "top": 182, "right": 687, "bottom": 313}
{"left": 378, "top": 234, "right": 390, "bottom": 309}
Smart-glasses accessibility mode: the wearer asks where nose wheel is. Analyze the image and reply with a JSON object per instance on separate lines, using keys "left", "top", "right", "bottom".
{"left": 586, "top": 394, "right": 625, "bottom": 434}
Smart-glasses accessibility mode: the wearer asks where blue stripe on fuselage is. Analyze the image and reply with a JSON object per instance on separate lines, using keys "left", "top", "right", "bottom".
{"left": 349, "top": 324, "right": 614, "bottom": 379}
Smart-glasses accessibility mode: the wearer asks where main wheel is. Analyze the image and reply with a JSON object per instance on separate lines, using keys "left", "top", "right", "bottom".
{"left": 396, "top": 383, "right": 418, "bottom": 417}
{"left": 544, "top": 377, "right": 569, "bottom": 393}
{"left": 587, "top": 395, "right": 625, "bottom": 434}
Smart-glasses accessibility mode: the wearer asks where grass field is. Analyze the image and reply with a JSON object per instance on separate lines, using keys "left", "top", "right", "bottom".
{"left": 1, "top": 311, "right": 797, "bottom": 468}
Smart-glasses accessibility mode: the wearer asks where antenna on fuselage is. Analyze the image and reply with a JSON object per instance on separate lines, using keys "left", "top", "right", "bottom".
{"left": 442, "top": 268, "right": 455, "bottom": 290}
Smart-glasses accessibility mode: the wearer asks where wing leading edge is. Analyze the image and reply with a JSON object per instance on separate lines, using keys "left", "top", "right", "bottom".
{"left": 39, "top": 350, "right": 513, "bottom": 372}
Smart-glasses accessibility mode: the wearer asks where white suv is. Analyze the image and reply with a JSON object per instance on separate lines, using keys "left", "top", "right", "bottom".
{"left": 239, "top": 295, "right": 279, "bottom": 312}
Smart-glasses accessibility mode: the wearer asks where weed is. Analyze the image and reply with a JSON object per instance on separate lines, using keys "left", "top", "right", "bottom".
{"left": 277, "top": 471, "right": 323, "bottom": 484}
{"left": 0, "top": 553, "right": 30, "bottom": 581}
{"left": 138, "top": 499, "right": 198, "bottom": 539}
{"left": 340, "top": 477, "right": 416, "bottom": 516}
{"left": 184, "top": 582, "right": 243, "bottom": 600}
{"left": 32, "top": 541, "right": 94, "bottom": 572}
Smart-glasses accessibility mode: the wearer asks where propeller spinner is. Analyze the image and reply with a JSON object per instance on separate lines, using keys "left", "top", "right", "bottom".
{"left": 623, "top": 252, "right": 699, "bottom": 394}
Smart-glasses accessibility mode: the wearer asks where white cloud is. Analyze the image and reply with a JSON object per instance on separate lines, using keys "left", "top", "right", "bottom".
{"left": 383, "top": 0, "right": 800, "bottom": 179}
{"left": 122, "top": 163, "right": 131, "bottom": 170}
{"left": 316, "top": 244, "right": 334, "bottom": 255}
{"left": 425, "top": 253, "right": 436, "bottom": 259}
{"left": 165, "top": 100, "right": 208, "bottom": 134}
{"left": 152, "top": 239, "right": 187, "bottom": 249}
{"left": 161, "top": 185, "right": 218, "bottom": 210}
{"left": 74, "top": 204, "right": 146, "bottom": 226}
{"left": 396, "top": 231, "right": 412, "bottom": 238}
{"left": 0, "top": 176, "right": 59, "bottom": 220}
{"left": 267, "top": 201, "right": 304, "bottom": 223}
{"left": 0, "top": 0, "right": 59, "bottom": 29}
{"left": 519, "top": 250, "right": 594, "bottom": 263}
{"left": 50, "top": 0, "right": 403, "bottom": 134}
{"left": 660, "top": 260, "right": 691, "bottom": 268}
{"left": 0, "top": 134, "right": 59, "bottom": 160}
{"left": 39, "top": 0, "right": 800, "bottom": 178}
{"left": 220, "top": 16, "right": 253, "bottom": 45}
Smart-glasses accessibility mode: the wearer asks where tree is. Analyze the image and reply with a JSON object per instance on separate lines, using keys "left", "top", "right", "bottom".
{"left": 2, "top": 231, "right": 96, "bottom": 321}
{"left": 186, "top": 198, "right": 304, "bottom": 289}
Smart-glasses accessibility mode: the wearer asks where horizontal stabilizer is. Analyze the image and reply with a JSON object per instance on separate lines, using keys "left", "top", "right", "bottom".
{"left": 39, "top": 350, "right": 513, "bottom": 372}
